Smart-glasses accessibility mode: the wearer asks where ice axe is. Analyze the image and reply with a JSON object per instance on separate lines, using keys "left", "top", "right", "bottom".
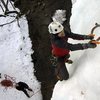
{"left": 89, "top": 23, "right": 100, "bottom": 44}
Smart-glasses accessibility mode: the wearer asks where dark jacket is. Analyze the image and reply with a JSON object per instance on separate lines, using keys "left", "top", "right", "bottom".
{"left": 51, "top": 31, "right": 89, "bottom": 57}
{"left": 15, "top": 82, "right": 33, "bottom": 98}
{"left": 15, "top": 82, "right": 29, "bottom": 91}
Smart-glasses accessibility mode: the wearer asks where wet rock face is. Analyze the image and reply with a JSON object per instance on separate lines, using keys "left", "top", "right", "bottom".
{"left": 14, "top": 0, "right": 72, "bottom": 100}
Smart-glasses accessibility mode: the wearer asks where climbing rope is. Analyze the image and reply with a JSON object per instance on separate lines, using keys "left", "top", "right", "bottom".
{"left": 0, "top": 74, "right": 16, "bottom": 89}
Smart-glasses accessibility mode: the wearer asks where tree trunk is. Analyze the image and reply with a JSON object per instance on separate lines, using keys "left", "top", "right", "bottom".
{"left": 14, "top": 0, "right": 72, "bottom": 100}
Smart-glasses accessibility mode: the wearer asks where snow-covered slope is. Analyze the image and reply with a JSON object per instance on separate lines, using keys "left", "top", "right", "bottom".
{"left": 51, "top": 0, "right": 100, "bottom": 100}
{"left": 0, "top": 16, "right": 42, "bottom": 100}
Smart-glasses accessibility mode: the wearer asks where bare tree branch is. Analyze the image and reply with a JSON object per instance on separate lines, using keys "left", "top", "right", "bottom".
{"left": 0, "top": 14, "right": 23, "bottom": 27}
{"left": 1, "top": 0, "right": 9, "bottom": 11}
{"left": 0, "top": 4, "right": 5, "bottom": 12}
{"left": 6, "top": 0, "right": 9, "bottom": 8}
{"left": 8, "top": 0, "right": 16, "bottom": 10}
{"left": 0, "top": 0, "right": 21, "bottom": 17}
{"left": 0, "top": 15, "right": 6, "bottom": 17}
{"left": 5, "top": 10, "right": 20, "bottom": 15}
{"left": 0, "top": 18, "right": 16, "bottom": 27}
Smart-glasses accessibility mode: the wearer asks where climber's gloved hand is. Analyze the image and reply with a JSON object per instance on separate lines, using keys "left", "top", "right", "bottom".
{"left": 84, "top": 34, "right": 95, "bottom": 40}
{"left": 82, "top": 42, "right": 97, "bottom": 49}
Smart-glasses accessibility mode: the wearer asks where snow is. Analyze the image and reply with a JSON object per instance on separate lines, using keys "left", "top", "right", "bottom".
{"left": 52, "top": 10, "right": 66, "bottom": 24}
{"left": 0, "top": 1, "right": 42, "bottom": 99}
{"left": 51, "top": 0, "right": 100, "bottom": 100}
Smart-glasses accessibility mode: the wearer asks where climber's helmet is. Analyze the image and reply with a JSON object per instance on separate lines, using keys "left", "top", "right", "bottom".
{"left": 48, "top": 21, "right": 64, "bottom": 34}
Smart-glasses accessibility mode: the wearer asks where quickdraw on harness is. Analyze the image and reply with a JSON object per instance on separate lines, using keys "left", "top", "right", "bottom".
{"left": 90, "top": 23, "right": 100, "bottom": 44}
{"left": 50, "top": 55, "right": 58, "bottom": 66}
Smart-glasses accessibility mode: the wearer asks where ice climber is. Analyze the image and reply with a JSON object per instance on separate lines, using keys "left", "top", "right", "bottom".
{"left": 48, "top": 21, "right": 97, "bottom": 81}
